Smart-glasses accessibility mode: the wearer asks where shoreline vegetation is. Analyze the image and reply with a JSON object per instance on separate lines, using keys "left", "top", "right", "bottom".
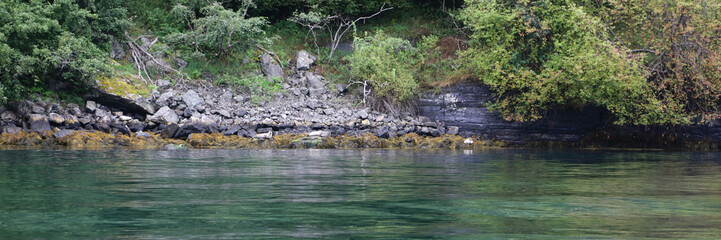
{"left": 1, "top": 1, "right": 720, "bottom": 150}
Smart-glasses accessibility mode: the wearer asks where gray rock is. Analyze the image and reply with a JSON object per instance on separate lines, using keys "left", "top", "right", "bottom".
{"left": 323, "top": 108, "right": 335, "bottom": 115}
{"left": 29, "top": 114, "right": 52, "bottom": 132}
{"left": 110, "top": 39, "right": 125, "bottom": 59}
{"left": 306, "top": 74, "right": 326, "bottom": 97}
{"left": 156, "top": 91, "right": 175, "bottom": 106}
{"left": 260, "top": 53, "right": 284, "bottom": 80}
{"left": 214, "top": 110, "right": 232, "bottom": 119}
{"left": 447, "top": 126, "right": 459, "bottom": 135}
{"left": 1, "top": 125, "right": 21, "bottom": 134}
{"left": 220, "top": 91, "right": 233, "bottom": 104}
{"left": 336, "top": 84, "right": 348, "bottom": 94}
{"left": 48, "top": 113, "right": 65, "bottom": 125}
{"left": 181, "top": 90, "right": 204, "bottom": 108}
{"left": 156, "top": 79, "right": 172, "bottom": 90}
{"left": 31, "top": 104, "right": 45, "bottom": 114}
{"left": 222, "top": 125, "right": 242, "bottom": 135}
{"left": 176, "top": 57, "right": 188, "bottom": 70}
{"left": 233, "top": 95, "right": 245, "bottom": 103}
{"left": 53, "top": 129, "right": 75, "bottom": 138}
{"left": 296, "top": 50, "right": 316, "bottom": 70}
{"left": 357, "top": 109, "right": 369, "bottom": 119}
{"left": 161, "top": 124, "right": 180, "bottom": 138}
{"left": 306, "top": 100, "right": 320, "bottom": 109}
{"left": 1, "top": 111, "right": 18, "bottom": 121}
{"left": 150, "top": 106, "right": 179, "bottom": 124}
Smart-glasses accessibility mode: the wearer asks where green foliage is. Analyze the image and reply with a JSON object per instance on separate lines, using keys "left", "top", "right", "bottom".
{"left": 458, "top": 0, "right": 677, "bottom": 125}
{"left": 346, "top": 31, "right": 419, "bottom": 102}
{"left": 167, "top": 3, "right": 270, "bottom": 59}
{"left": 0, "top": 0, "right": 114, "bottom": 103}
{"left": 214, "top": 74, "right": 283, "bottom": 104}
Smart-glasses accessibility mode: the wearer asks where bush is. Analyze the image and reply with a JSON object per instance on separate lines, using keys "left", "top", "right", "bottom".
{"left": 346, "top": 31, "right": 419, "bottom": 103}
{"left": 458, "top": 0, "right": 677, "bottom": 125}
{"left": 167, "top": 2, "right": 270, "bottom": 59}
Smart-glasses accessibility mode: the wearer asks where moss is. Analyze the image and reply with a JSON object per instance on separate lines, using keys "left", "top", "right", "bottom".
{"left": 97, "top": 75, "right": 151, "bottom": 98}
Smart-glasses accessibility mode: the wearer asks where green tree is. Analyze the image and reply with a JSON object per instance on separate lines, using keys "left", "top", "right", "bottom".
{"left": 346, "top": 31, "right": 419, "bottom": 105}
{"left": 459, "top": 0, "right": 676, "bottom": 124}
{"left": 167, "top": 2, "right": 270, "bottom": 59}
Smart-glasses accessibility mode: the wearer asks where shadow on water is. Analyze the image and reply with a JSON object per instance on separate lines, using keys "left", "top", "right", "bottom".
{"left": 1, "top": 149, "right": 720, "bottom": 239}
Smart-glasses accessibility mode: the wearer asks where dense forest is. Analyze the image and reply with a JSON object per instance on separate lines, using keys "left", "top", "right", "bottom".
{"left": 0, "top": 0, "right": 719, "bottom": 125}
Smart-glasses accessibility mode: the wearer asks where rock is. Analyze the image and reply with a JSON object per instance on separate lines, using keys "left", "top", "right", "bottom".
{"left": 464, "top": 138, "right": 474, "bottom": 144}
{"left": 306, "top": 74, "right": 326, "bottom": 97}
{"left": 29, "top": 114, "right": 52, "bottom": 132}
{"left": 1, "top": 125, "right": 21, "bottom": 134}
{"left": 53, "top": 129, "right": 75, "bottom": 138}
{"left": 86, "top": 86, "right": 155, "bottom": 116}
{"left": 161, "top": 124, "right": 180, "bottom": 138}
{"left": 156, "top": 91, "right": 175, "bottom": 106}
{"left": 361, "top": 119, "right": 371, "bottom": 126}
{"left": 215, "top": 110, "right": 232, "bottom": 119}
{"left": 176, "top": 57, "right": 188, "bottom": 70}
{"left": 310, "top": 123, "right": 324, "bottom": 130}
{"left": 375, "top": 115, "right": 385, "bottom": 122}
{"left": 150, "top": 106, "right": 179, "bottom": 124}
{"left": 357, "top": 109, "right": 369, "bottom": 119}
{"left": 31, "top": 104, "right": 45, "bottom": 114}
{"left": 222, "top": 125, "right": 242, "bottom": 135}
{"left": 181, "top": 90, "right": 204, "bottom": 108}
{"left": 254, "top": 130, "right": 273, "bottom": 139}
{"left": 1, "top": 111, "right": 18, "bottom": 121}
{"left": 306, "top": 100, "right": 320, "bottom": 110}
{"left": 79, "top": 116, "right": 93, "bottom": 125}
{"left": 419, "top": 116, "right": 432, "bottom": 123}
{"left": 174, "top": 123, "right": 211, "bottom": 139}
{"left": 307, "top": 130, "right": 331, "bottom": 138}
{"left": 156, "top": 79, "right": 172, "bottom": 90}
{"left": 336, "top": 84, "right": 348, "bottom": 94}
{"left": 48, "top": 113, "right": 65, "bottom": 125}
{"left": 69, "top": 107, "right": 83, "bottom": 116}
{"left": 128, "top": 120, "right": 145, "bottom": 132}
{"left": 323, "top": 108, "right": 335, "bottom": 115}
{"left": 220, "top": 91, "right": 233, "bottom": 104}
{"left": 448, "top": 126, "right": 459, "bottom": 135}
{"left": 236, "top": 109, "right": 248, "bottom": 117}
{"left": 260, "top": 53, "right": 284, "bottom": 80}
{"left": 85, "top": 101, "right": 98, "bottom": 113}
{"left": 110, "top": 39, "right": 125, "bottom": 59}
{"left": 233, "top": 95, "right": 245, "bottom": 103}
{"left": 296, "top": 50, "right": 316, "bottom": 70}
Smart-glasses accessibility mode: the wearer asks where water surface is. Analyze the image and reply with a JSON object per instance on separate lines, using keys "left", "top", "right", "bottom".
{"left": 1, "top": 149, "right": 720, "bottom": 239}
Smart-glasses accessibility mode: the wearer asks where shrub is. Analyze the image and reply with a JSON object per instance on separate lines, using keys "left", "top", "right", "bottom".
{"left": 346, "top": 31, "right": 418, "bottom": 103}
{"left": 458, "top": 0, "right": 677, "bottom": 125}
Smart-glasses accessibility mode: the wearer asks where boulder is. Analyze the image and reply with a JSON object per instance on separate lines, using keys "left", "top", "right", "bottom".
{"left": 222, "top": 124, "right": 242, "bottom": 135}
{"left": 150, "top": 106, "right": 179, "bottom": 124}
{"left": 29, "top": 114, "right": 52, "bottom": 132}
{"left": 48, "top": 113, "right": 65, "bottom": 125}
{"left": 1, "top": 125, "right": 21, "bottom": 134}
{"left": 85, "top": 101, "right": 98, "bottom": 113}
{"left": 156, "top": 79, "right": 172, "bottom": 90}
{"left": 357, "top": 109, "right": 369, "bottom": 119}
{"left": 306, "top": 74, "right": 326, "bottom": 97}
{"left": 260, "top": 53, "right": 284, "bottom": 80}
{"left": 1, "top": 111, "right": 18, "bottom": 122}
{"left": 53, "top": 129, "right": 75, "bottom": 138}
{"left": 85, "top": 87, "right": 155, "bottom": 117}
{"left": 160, "top": 124, "right": 180, "bottom": 138}
{"left": 174, "top": 123, "right": 214, "bottom": 139}
{"left": 181, "top": 90, "right": 204, "bottom": 108}
{"left": 447, "top": 126, "right": 459, "bottom": 135}
{"left": 110, "top": 39, "right": 125, "bottom": 59}
{"left": 296, "top": 50, "right": 316, "bottom": 70}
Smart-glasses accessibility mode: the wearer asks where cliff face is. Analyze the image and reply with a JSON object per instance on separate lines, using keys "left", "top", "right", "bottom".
{"left": 418, "top": 83, "right": 606, "bottom": 143}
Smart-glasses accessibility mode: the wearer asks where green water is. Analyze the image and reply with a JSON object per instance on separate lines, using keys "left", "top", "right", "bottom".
{"left": 1, "top": 150, "right": 720, "bottom": 239}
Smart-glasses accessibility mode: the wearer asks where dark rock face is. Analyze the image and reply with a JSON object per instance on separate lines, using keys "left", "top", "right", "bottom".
{"left": 86, "top": 87, "right": 155, "bottom": 117}
{"left": 419, "top": 83, "right": 606, "bottom": 143}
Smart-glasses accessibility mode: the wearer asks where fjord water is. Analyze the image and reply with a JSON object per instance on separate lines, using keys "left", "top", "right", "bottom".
{"left": 1, "top": 150, "right": 720, "bottom": 239}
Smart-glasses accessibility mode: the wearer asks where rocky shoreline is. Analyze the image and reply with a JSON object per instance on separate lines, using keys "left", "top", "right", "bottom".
{"left": 0, "top": 51, "right": 476, "bottom": 149}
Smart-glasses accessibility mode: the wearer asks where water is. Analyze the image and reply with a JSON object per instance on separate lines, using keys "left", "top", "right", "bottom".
{"left": 1, "top": 149, "right": 720, "bottom": 239}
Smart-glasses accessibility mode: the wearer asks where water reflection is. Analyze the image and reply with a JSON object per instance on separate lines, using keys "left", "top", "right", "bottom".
{"left": 0, "top": 149, "right": 720, "bottom": 239}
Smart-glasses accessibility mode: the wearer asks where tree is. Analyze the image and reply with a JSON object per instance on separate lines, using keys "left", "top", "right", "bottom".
{"left": 458, "top": 0, "right": 675, "bottom": 124}
{"left": 576, "top": 0, "right": 721, "bottom": 122}
{"left": 167, "top": 1, "right": 270, "bottom": 59}
{"left": 346, "top": 31, "right": 419, "bottom": 110}
{"left": 290, "top": 4, "right": 393, "bottom": 63}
